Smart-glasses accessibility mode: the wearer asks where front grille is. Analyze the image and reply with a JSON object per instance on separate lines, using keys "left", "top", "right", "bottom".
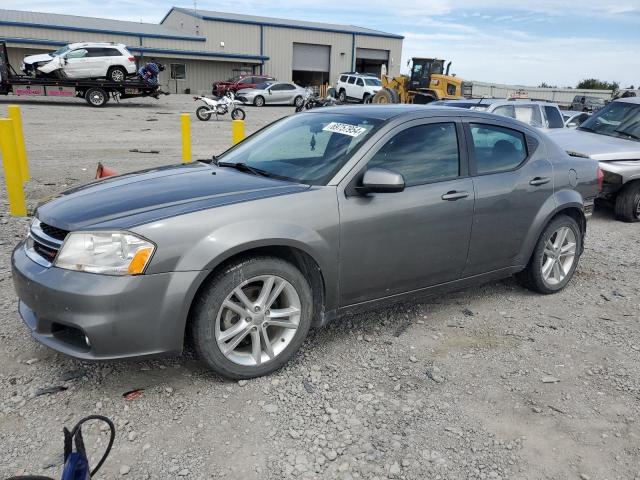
{"left": 39, "top": 222, "right": 69, "bottom": 241}
{"left": 33, "top": 241, "right": 58, "bottom": 262}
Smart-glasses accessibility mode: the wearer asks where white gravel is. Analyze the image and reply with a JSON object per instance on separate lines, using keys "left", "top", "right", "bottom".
{"left": 0, "top": 95, "right": 639, "bottom": 480}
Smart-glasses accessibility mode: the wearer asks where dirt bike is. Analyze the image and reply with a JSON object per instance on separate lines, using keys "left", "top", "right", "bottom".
{"left": 194, "top": 91, "right": 246, "bottom": 121}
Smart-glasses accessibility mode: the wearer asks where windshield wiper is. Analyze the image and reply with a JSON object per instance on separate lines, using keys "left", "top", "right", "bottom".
{"left": 215, "top": 161, "right": 272, "bottom": 177}
{"left": 577, "top": 125, "right": 596, "bottom": 133}
{"left": 613, "top": 129, "right": 640, "bottom": 140}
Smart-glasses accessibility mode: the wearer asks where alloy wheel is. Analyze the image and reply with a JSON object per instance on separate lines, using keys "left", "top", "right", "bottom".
{"left": 215, "top": 275, "right": 301, "bottom": 366}
{"left": 541, "top": 226, "right": 577, "bottom": 286}
{"left": 110, "top": 69, "right": 125, "bottom": 82}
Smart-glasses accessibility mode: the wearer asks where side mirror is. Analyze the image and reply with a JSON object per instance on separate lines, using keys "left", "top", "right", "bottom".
{"left": 359, "top": 167, "right": 405, "bottom": 194}
{"left": 268, "top": 89, "right": 272, "bottom": 95}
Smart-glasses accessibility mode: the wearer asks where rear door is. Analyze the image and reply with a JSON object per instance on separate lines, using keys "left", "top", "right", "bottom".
{"left": 463, "top": 119, "right": 552, "bottom": 276}
{"left": 338, "top": 117, "right": 475, "bottom": 305}
{"left": 84, "top": 48, "right": 108, "bottom": 78}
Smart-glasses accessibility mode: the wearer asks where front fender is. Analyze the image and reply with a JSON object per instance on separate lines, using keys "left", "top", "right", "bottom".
{"left": 517, "top": 188, "right": 585, "bottom": 266}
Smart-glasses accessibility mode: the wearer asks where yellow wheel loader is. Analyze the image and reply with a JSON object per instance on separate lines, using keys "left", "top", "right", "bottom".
{"left": 372, "top": 58, "right": 472, "bottom": 104}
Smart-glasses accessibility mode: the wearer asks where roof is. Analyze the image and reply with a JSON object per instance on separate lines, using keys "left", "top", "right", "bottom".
{"left": 615, "top": 97, "right": 640, "bottom": 104}
{"left": 0, "top": 8, "right": 205, "bottom": 41}
{"left": 165, "top": 7, "right": 404, "bottom": 39}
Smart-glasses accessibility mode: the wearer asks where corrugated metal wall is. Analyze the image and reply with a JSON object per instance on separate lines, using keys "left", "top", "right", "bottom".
{"left": 471, "top": 81, "right": 613, "bottom": 106}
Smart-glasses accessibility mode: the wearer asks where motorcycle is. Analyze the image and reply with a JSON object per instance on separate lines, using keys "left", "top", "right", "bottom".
{"left": 295, "top": 87, "right": 344, "bottom": 112}
{"left": 194, "top": 91, "right": 246, "bottom": 121}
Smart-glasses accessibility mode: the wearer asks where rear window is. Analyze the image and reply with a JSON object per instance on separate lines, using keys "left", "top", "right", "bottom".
{"left": 340, "top": 75, "right": 348, "bottom": 83}
{"left": 470, "top": 123, "right": 528, "bottom": 174}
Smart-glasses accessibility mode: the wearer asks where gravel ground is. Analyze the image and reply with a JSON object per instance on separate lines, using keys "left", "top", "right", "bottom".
{"left": 0, "top": 95, "right": 639, "bottom": 480}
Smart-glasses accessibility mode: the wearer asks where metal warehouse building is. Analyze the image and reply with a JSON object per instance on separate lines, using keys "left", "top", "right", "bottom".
{"left": 0, "top": 7, "right": 403, "bottom": 94}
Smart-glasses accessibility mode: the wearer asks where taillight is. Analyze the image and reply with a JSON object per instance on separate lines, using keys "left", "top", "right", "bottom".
{"left": 597, "top": 168, "right": 604, "bottom": 192}
{"left": 128, "top": 57, "right": 135, "bottom": 62}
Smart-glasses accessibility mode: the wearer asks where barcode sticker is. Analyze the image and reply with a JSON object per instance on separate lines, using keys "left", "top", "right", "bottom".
{"left": 322, "top": 122, "right": 366, "bottom": 137}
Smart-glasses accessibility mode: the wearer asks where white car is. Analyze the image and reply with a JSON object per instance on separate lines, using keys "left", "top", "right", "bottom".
{"left": 22, "top": 43, "right": 137, "bottom": 82}
{"left": 336, "top": 73, "right": 382, "bottom": 103}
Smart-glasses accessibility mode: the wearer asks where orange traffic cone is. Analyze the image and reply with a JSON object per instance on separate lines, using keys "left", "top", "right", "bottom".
{"left": 96, "top": 162, "right": 118, "bottom": 179}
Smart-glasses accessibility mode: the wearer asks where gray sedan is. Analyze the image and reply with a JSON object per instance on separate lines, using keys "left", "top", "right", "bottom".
{"left": 236, "top": 81, "right": 306, "bottom": 107}
{"left": 12, "top": 106, "right": 597, "bottom": 379}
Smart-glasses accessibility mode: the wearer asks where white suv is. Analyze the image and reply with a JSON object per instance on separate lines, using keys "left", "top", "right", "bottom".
{"left": 336, "top": 73, "right": 382, "bottom": 103}
{"left": 22, "top": 43, "right": 137, "bottom": 82}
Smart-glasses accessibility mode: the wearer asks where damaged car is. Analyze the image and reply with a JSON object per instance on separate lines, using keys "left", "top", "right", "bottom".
{"left": 21, "top": 42, "right": 137, "bottom": 82}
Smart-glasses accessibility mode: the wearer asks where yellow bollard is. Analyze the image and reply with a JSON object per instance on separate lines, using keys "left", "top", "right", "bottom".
{"left": 232, "top": 119, "right": 245, "bottom": 145}
{"left": 7, "top": 105, "right": 29, "bottom": 182}
{"left": 0, "top": 119, "right": 27, "bottom": 216}
{"left": 181, "top": 113, "right": 191, "bottom": 163}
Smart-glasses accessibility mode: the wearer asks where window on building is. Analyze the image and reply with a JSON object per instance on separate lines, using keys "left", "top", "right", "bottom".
{"left": 170, "top": 64, "right": 186, "bottom": 80}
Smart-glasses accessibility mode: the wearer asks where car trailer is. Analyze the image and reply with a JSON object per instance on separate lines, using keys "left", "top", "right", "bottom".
{"left": 0, "top": 42, "right": 166, "bottom": 107}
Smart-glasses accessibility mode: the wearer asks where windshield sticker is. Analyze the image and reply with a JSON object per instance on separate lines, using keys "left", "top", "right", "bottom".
{"left": 322, "top": 122, "right": 367, "bottom": 137}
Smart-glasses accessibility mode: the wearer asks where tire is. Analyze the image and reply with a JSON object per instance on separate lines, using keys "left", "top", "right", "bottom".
{"left": 231, "top": 108, "right": 246, "bottom": 120}
{"left": 294, "top": 96, "right": 304, "bottom": 108}
{"left": 85, "top": 87, "right": 108, "bottom": 107}
{"left": 254, "top": 95, "right": 265, "bottom": 107}
{"left": 196, "top": 106, "right": 211, "bottom": 121}
{"left": 613, "top": 181, "right": 640, "bottom": 222}
{"left": 413, "top": 93, "right": 436, "bottom": 104}
{"left": 515, "top": 215, "right": 582, "bottom": 294}
{"left": 295, "top": 104, "right": 304, "bottom": 113}
{"left": 363, "top": 93, "right": 371, "bottom": 104}
{"left": 372, "top": 88, "right": 398, "bottom": 104}
{"left": 191, "top": 256, "right": 313, "bottom": 379}
{"left": 107, "top": 66, "right": 127, "bottom": 83}
{"left": 338, "top": 89, "right": 347, "bottom": 102}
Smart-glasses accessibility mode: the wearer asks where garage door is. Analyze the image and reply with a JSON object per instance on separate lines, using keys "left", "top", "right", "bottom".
{"left": 356, "top": 48, "right": 389, "bottom": 61}
{"left": 292, "top": 43, "right": 330, "bottom": 72}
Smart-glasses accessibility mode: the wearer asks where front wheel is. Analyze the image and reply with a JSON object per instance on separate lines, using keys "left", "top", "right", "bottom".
{"left": 614, "top": 181, "right": 640, "bottom": 222}
{"left": 231, "top": 108, "right": 246, "bottom": 120}
{"left": 293, "top": 96, "right": 304, "bottom": 108}
{"left": 515, "top": 215, "right": 582, "bottom": 294}
{"left": 254, "top": 96, "right": 265, "bottom": 107}
{"left": 191, "top": 256, "right": 313, "bottom": 379}
{"left": 196, "top": 106, "right": 211, "bottom": 121}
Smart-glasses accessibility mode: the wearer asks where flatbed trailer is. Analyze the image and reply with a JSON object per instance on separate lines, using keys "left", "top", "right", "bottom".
{"left": 0, "top": 42, "right": 165, "bottom": 107}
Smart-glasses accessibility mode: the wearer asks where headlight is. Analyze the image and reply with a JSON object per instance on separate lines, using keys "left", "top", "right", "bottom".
{"left": 54, "top": 232, "right": 155, "bottom": 275}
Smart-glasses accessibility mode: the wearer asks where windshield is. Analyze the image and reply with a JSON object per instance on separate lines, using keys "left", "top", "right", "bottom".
{"left": 579, "top": 102, "right": 640, "bottom": 141}
{"left": 52, "top": 46, "right": 70, "bottom": 56}
{"left": 364, "top": 78, "right": 382, "bottom": 86}
{"left": 216, "top": 113, "right": 383, "bottom": 185}
{"left": 254, "top": 82, "right": 274, "bottom": 90}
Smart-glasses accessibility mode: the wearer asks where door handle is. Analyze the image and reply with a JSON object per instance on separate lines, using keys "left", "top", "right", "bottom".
{"left": 441, "top": 190, "right": 469, "bottom": 201}
{"left": 529, "top": 177, "right": 551, "bottom": 186}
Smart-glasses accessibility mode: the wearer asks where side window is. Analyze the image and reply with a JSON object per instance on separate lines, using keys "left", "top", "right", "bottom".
{"left": 367, "top": 123, "right": 460, "bottom": 186}
{"left": 85, "top": 48, "right": 105, "bottom": 57}
{"left": 283, "top": 84, "right": 296, "bottom": 90}
{"left": 544, "top": 106, "right": 564, "bottom": 128}
{"left": 470, "top": 123, "right": 527, "bottom": 174}
{"left": 356, "top": 78, "right": 364, "bottom": 86}
{"left": 340, "top": 75, "right": 348, "bottom": 83}
{"left": 347, "top": 77, "right": 356, "bottom": 84}
{"left": 66, "top": 49, "right": 87, "bottom": 59}
{"left": 492, "top": 105, "right": 515, "bottom": 118}
{"left": 103, "top": 48, "right": 122, "bottom": 57}
{"left": 514, "top": 106, "right": 543, "bottom": 127}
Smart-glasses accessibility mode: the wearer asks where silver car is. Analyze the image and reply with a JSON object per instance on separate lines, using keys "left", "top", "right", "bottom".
{"left": 236, "top": 81, "right": 306, "bottom": 107}
{"left": 547, "top": 97, "right": 640, "bottom": 222}
{"left": 12, "top": 106, "right": 597, "bottom": 379}
{"left": 432, "top": 99, "right": 566, "bottom": 131}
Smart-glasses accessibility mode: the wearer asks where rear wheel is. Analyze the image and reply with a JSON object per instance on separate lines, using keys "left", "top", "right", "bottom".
{"left": 614, "top": 181, "right": 640, "bottom": 222}
{"left": 107, "top": 66, "right": 127, "bottom": 82}
{"left": 338, "top": 89, "right": 347, "bottom": 102}
{"left": 515, "top": 215, "right": 582, "bottom": 294}
{"left": 191, "top": 256, "right": 313, "bottom": 379}
{"left": 196, "top": 106, "right": 212, "bottom": 121}
{"left": 254, "top": 96, "right": 265, "bottom": 107}
{"left": 85, "top": 87, "right": 108, "bottom": 107}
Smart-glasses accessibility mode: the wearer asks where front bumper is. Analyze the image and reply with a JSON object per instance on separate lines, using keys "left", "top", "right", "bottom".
{"left": 11, "top": 242, "right": 204, "bottom": 360}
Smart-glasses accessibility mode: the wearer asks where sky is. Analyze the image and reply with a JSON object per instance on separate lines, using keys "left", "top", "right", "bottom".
{"left": 3, "top": 0, "right": 640, "bottom": 87}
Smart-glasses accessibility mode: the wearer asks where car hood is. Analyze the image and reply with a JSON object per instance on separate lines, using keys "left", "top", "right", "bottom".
{"left": 36, "top": 162, "right": 309, "bottom": 231}
{"left": 23, "top": 53, "right": 54, "bottom": 65}
{"left": 546, "top": 128, "right": 640, "bottom": 161}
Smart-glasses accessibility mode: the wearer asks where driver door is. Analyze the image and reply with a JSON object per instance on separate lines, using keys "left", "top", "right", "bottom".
{"left": 62, "top": 49, "right": 89, "bottom": 78}
{"left": 338, "top": 118, "right": 474, "bottom": 306}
